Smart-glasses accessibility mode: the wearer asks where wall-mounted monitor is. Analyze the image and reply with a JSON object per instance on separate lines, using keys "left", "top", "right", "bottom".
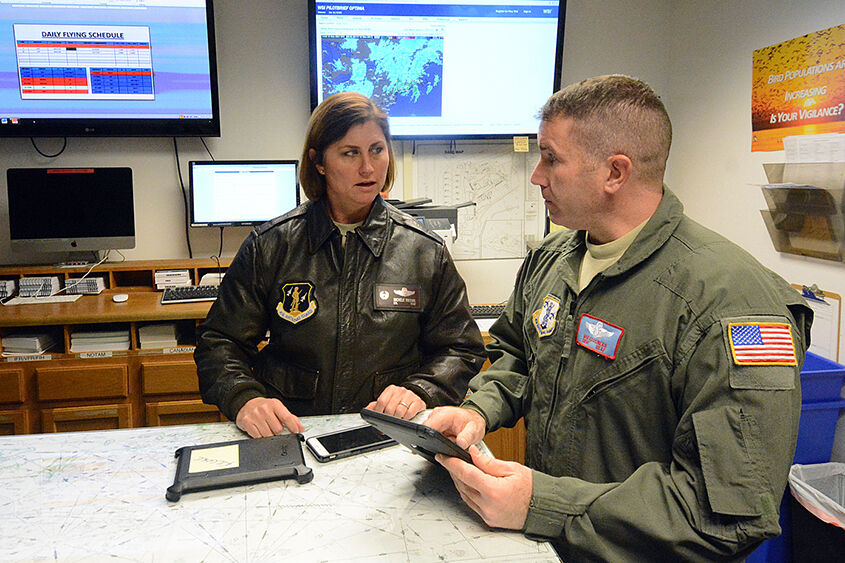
{"left": 6, "top": 167, "right": 136, "bottom": 258}
{"left": 189, "top": 160, "right": 301, "bottom": 227}
{"left": 0, "top": 0, "right": 220, "bottom": 137}
{"left": 308, "top": 0, "right": 566, "bottom": 139}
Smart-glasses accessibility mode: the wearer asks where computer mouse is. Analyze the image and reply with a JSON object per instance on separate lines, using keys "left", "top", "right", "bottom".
{"left": 112, "top": 293, "right": 129, "bottom": 303}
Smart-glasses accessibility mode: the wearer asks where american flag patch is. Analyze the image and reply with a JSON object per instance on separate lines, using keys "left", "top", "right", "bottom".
{"left": 728, "top": 322, "right": 797, "bottom": 366}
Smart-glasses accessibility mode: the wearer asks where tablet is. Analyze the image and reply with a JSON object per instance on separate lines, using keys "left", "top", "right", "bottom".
{"left": 166, "top": 433, "right": 313, "bottom": 502}
{"left": 360, "top": 408, "right": 472, "bottom": 464}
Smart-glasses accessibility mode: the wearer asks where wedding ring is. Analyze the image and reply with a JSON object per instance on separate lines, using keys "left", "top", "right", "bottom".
{"left": 398, "top": 401, "right": 410, "bottom": 408}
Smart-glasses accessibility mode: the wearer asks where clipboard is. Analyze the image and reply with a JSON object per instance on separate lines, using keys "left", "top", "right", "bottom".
{"left": 793, "top": 284, "right": 841, "bottom": 362}
{"left": 166, "top": 433, "right": 313, "bottom": 502}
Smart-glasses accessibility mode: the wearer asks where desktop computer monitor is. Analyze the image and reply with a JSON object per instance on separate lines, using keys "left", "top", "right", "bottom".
{"left": 189, "top": 160, "right": 300, "bottom": 227}
{"left": 6, "top": 167, "right": 136, "bottom": 260}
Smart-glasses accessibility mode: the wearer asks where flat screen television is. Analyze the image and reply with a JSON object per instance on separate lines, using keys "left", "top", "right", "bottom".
{"left": 0, "top": 0, "right": 220, "bottom": 137}
{"left": 308, "top": 0, "right": 565, "bottom": 139}
{"left": 6, "top": 167, "right": 136, "bottom": 258}
{"left": 189, "top": 160, "right": 301, "bottom": 227}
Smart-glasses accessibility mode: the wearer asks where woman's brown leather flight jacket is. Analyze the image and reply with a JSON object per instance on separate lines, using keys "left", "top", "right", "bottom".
{"left": 195, "top": 196, "right": 486, "bottom": 420}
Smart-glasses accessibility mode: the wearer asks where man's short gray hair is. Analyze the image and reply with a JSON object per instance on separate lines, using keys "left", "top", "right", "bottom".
{"left": 540, "top": 75, "right": 672, "bottom": 183}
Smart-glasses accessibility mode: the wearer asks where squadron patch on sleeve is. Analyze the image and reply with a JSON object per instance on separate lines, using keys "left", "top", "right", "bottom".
{"left": 728, "top": 322, "right": 796, "bottom": 366}
{"left": 532, "top": 295, "right": 560, "bottom": 338}
{"left": 277, "top": 281, "right": 317, "bottom": 324}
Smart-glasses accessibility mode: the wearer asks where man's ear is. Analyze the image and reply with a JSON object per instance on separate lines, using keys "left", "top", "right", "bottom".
{"left": 603, "top": 154, "right": 632, "bottom": 195}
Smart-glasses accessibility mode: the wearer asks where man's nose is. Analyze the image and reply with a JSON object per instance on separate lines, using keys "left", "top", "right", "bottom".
{"left": 530, "top": 160, "right": 545, "bottom": 187}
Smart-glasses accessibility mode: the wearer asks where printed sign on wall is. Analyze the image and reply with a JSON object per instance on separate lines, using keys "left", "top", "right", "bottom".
{"left": 752, "top": 24, "right": 845, "bottom": 152}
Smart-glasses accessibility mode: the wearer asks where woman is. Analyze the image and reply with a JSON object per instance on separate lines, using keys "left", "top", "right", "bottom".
{"left": 195, "top": 92, "right": 486, "bottom": 438}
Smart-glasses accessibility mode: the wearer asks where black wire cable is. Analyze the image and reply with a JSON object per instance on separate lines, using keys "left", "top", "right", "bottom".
{"left": 30, "top": 137, "right": 67, "bottom": 158}
{"left": 217, "top": 226, "right": 223, "bottom": 259}
{"left": 200, "top": 137, "right": 215, "bottom": 160}
{"left": 173, "top": 137, "right": 193, "bottom": 258}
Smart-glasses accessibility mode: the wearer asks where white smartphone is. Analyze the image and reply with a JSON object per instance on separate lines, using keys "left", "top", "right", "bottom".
{"left": 305, "top": 424, "right": 397, "bottom": 462}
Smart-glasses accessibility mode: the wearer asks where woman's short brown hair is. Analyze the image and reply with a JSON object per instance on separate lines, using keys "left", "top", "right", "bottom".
{"left": 299, "top": 92, "right": 395, "bottom": 201}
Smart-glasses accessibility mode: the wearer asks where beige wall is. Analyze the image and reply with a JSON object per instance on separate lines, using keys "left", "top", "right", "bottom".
{"left": 0, "top": 1, "right": 842, "bottom": 355}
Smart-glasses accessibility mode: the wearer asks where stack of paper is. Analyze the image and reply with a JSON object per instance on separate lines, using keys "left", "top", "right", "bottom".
{"left": 19, "top": 276, "right": 60, "bottom": 297}
{"left": 155, "top": 269, "right": 192, "bottom": 290}
{"left": 2, "top": 332, "right": 58, "bottom": 354}
{"left": 0, "top": 279, "right": 16, "bottom": 299}
{"left": 65, "top": 276, "right": 106, "bottom": 295}
{"left": 138, "top": 323, "right": 178, "bottom": 349}
{"left": 199, "top": 272, "right": 225, "bottom": 286}
{"left": 70, "top": 328, "right": 131, "bottom": 353}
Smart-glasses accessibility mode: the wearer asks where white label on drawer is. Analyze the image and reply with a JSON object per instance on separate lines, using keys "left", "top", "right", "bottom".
{"left": 79, "top": 351, "right": 114, "bottom": 359}
{"left": 6, "top": 354, "right": 52, "bottom": 362}
{"left": 164, "top": 346, "right": 195, "bottom": 355}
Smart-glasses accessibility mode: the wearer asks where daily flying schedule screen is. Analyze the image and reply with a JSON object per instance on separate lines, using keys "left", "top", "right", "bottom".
{"left": 14, "top": 24, "right": 154, "bottom": 100}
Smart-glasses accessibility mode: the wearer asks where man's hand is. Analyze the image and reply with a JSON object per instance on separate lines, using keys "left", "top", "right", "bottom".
{"left": 424, "top": 406, "right": 486, "bottom": 448}
{"left": 366, "top": 385, "right": 425, "bottom": 420}
{"left": 235, "top": 397, "right": 304, "bottom": 438}
{"left": 436, "top": 446, "right": 533, "bottom": 530}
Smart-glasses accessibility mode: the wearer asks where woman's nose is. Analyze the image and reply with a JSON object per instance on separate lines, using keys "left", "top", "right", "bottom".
{"left": 360, "top": 155, "right": 374, "bottom": 175}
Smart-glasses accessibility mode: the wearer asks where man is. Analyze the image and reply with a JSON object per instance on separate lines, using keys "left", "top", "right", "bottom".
{"left": 425, "top": 75, "right": 813, "bottom": 561}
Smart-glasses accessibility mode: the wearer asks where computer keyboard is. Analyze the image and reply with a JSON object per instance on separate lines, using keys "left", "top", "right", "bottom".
{"left": 160, "top": 285, "right": 219, "bottom": 304}
{"left": 3, "top": 294, "right": 82, "bottom": 306}
{"left": 470, "top": 304, "right": 506, "bottom": 319}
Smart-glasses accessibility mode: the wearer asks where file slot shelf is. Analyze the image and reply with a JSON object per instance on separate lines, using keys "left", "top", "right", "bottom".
{"left": 0, "top": 258, "right": 229, "bottom": 435}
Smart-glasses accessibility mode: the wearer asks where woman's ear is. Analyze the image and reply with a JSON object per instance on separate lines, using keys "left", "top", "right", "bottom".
{"left": 308, "top": 148, "right": 324, "bottom": 174}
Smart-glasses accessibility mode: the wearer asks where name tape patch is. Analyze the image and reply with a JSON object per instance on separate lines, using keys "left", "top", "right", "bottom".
{"left": 728, "top": 322, "right": 796, "bottom": 366}
{"left": 375, "top": 284, "right": 423, "bottom": 311}
{"left": 576, "top": 313, "right": 624, "bottom": 359}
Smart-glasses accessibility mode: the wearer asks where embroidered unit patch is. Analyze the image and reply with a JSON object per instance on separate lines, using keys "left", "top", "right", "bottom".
{"left": 728, "top": 322, "right": 796, "bottom": 365}
{"left": 277, "top": 281, "right": 317, "bottom": 324}
{"left": 576, "top": 313, "right": 624, "bottom": 359}
{"left": 532, "top": 295, "right": 560, "bottom": 338}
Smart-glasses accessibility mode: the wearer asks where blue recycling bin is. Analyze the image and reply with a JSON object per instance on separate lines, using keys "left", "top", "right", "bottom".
{"left": 746, "top": 353, "right": 845, "bottom": 563}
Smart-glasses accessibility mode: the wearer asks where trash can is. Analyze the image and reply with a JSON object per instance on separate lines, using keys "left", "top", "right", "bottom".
{"left": 788, "top": 463, "right": 845, "bottom": 562}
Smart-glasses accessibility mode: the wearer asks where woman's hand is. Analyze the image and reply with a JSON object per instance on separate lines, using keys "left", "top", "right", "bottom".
{"left": 367, "top": 385, "right": 425, "bottom": 419}
{"left": 236, "top": 397, "right": 304, "bottom": 438}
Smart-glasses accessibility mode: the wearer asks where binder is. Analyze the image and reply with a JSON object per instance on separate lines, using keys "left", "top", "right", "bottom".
{"left": 793, "top": 284, "right": 841, "bottom": 362}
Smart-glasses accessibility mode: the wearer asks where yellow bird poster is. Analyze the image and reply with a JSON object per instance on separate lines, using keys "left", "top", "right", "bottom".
{"left": 752, "top": 24, "right": 845, "bottom": 152}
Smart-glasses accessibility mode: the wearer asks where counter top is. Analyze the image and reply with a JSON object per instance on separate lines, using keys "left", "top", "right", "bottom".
{"left": 0, "top": 414, "right": 559, "bottom": 562}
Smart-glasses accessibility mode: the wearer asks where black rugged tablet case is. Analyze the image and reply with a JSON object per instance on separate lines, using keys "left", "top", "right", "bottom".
{"left": 360, "top": 408, "right": 472, "bottom": 464}
{"left": 166, "top": 433, "right": 313, "bottom": 502}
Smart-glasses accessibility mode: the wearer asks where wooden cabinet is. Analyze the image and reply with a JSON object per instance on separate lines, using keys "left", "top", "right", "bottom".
{"left": 42, "top": 404, "right": 132, "bottom": 433}
{"left": 474, "top": 337, "right": 527, "bottom": 463}
{"left": 0, "top": 409, "right": 28, "bottom": 435}
{"left": 484, "top": 419, "right": 527, "bottom": 464}
{"left": 36, "top": 363, "right": 129, "bottom": 401}
{"left": 0, "top": 259, "right": 528, "bottom": 459}
{"left": 0, "top": 259, "right": 229, "bottom": 434}
{"left": 0, "top": 367, "right": 25, "bottom": 404}
{"left": 140, "top": 358, "right": 224, "bottom": 426}
{"left": 145, "top": 400, "right": 223, "bottom": 427}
